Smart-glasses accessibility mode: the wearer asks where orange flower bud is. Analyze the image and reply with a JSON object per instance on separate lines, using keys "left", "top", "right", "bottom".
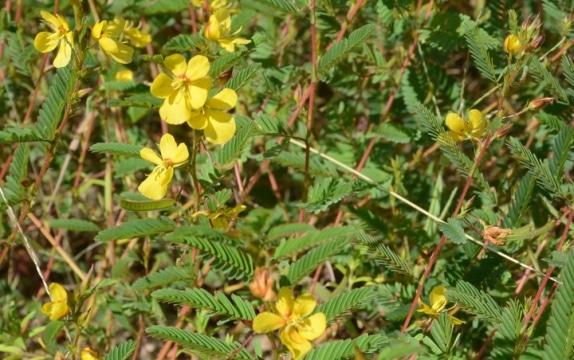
{"left": 504, "top": 35, "right": 521, "bottom": 55}
{"left": 249, "top": 268, "right": 276, "bottom": 301}
{"left": 528, "top": 97, "right": 554, "bottom": 111}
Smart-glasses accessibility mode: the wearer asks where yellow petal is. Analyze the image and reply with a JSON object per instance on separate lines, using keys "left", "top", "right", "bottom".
{"left": 204, "top": 15, "right": 221, "bottom": 41}
{"left": 275, "top": 287, "right": 295, "bottom": 318}
{"left": 187, "top": 112, "right": 208, "bottom": 130}
{"left": 280, "top": 327, "right": 313, "bottom": 360}
{"left": 445, "top": 113, "right": 464, "bottom": 134}
{"left": 429, "top": 286, "right": 447, "bottom": 312}
{"left": 159, "top": 134, "right": 189, "bottom": 165}
{"left": 80, "top": 347, "right": 100, "bottom": 360}
{"left": 218, "top": 39, "right": 237, "bottom": 52}
{"left": 189, "top": 77, "right": 211, "bottom": 109}
{"left": 40, "top": 11, "right": 60, "bottom": 28}
{"left": 115, "top": 69, "right": 134, "bottom": 81}
{"left": 151, "top": 73, "right": 174, "bottom": 99}
{"left": 49, "top": 302, "right": 70, "bottom": 320}
{"left": 252, "top": 312, "right": 286, "bottom": 333}
{"left": 50, "top": 283, "right": 68, "bottom": 302}
{"left": 186, "top": 55, "right": 210, "bottom": 81}
{"left": 53, "top": 41, "right": 72, "bottom": 68}
{"left": 99, "top": 38, "right": 133, "bottom": 64}
{"left": 297, "top": 312, "right": 326, "bottom": 340}
{"left": 203, "top": 111, "right": 236, "bottom": 144}
{"left": 91, "top": 21, "right": 106, "bottom": 40}
{"left": 171, "top": 143, "right": 190, "bottom": 165}
{"left": 468, "top": 109, "right": 485, "bottom": 131}
{"left": 293, "top": 294, "right": 316, "bottom": 317}
{"left": 160, "top": 92, "right": 193, "bottom": 124}
{"left": 215, "top": 9, "right": 232, "bottom": 32}
{"left": 209, "top": 88, "right": 237, "bottom": 110}
{"left": 164, "top": 54, "right": 187, "bottom": 76}
{"left": 138, "top": 168, "right": 172, "bottom": 200}
{"left": 449, "top": 315, "right": 465, "bottom": 325}
{"left": 140, "top": 148, "right": 162, "bottom": 165}
{"left": 34, "top": 32, "right": 58, "bottom": 53}
{"left": 159, "top": 133, "right": 178, "bottom": 158}
{"left": 41, "top": 302, "right": 54, "bottom": 317}
{"left": 210, "top": 216, "right": 229, "bottom": 229}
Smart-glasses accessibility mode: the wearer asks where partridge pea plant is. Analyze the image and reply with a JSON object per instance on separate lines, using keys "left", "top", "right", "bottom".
{"left": 2, "top": 1, "right": 574, "bottom": 360}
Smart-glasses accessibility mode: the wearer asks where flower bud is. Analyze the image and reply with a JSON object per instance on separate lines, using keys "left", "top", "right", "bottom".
{"left": 249, "top": 268, "right": 276, "bottom": 301}
{"left": 527, "top": 97, "right": 554, "bottom": 111}
{"left": 504, "top": 35, "right": 521, "bottom": 55}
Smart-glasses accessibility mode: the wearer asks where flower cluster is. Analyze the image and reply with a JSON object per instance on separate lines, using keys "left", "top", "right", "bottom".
{"left": 418, "top": 286, "right": 464, "bottom": 325}
{"left": 253, "top": 287, "right": 326, "bottom": 359}
{"left": 445, "top": 109, "right": 486, "bottom": 142}
{"left": 151, "top": 54, "right": 239, "bottom": 145}
{"left": 34, "top": 11, "right": 150, "bottom": 68}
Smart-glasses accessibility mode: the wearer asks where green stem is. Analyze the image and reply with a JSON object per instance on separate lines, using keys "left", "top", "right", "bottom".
{"left": 190, "top": 130, "right": 202, "bottom": 214}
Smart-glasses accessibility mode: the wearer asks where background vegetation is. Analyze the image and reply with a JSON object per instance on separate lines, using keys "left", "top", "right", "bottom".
{"left": 1, "top": 0, "right": 574, "bottom": 359}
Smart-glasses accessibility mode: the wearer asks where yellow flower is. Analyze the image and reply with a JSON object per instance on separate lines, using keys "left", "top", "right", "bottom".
{"left": 503, "top": 34, "right": 521, "bottom": 55}
{"left": 253, "top": 287, "right": 327, "bottom": 360}
{"left": 204, "top": 9, "right": 251, "bottom": 53}
{"left": 151, "top": 54, "right": 211, "bottom": 125}
{"left": 33, "top": 11, "right": 74, "bottom": 68}
{"left": 138, "top": 133, "right": 189, "bottom": 200}
{"left": 91, "top": 19, "right": 134, "bottom": 64}
{"left": 122, "top": 20, "right": 151, "bottom": 48}
{"left": 80, "top": 347, "right": 101, "bottom": 360}
{"left": 418, "top": 286, "right": 464, "bottom": 325}
{"left": 445, "top": 109, "right": 486, "bottom": 142}
{"left": 41, "top": 283, "right": 69, "bottom": 321}
{"left": 187, "top": 88, "right": 237, "bottom": 144}
{"left": 115, "top": 69, "right": 134, "bottom": 82}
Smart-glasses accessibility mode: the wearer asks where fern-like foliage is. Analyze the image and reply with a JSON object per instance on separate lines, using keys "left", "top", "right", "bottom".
{"left": 209, "top": 52, "right": 244, "bottom": 78}
{"left": 462, "top": 18, "right": 497, "bottom": 83}
{"left": 413, "top": 102, "right": 443, "bottom": 140}
{"left": 267, "top": 223, "right": 315, "bottom": 242}
{"left": 48, "top": 219, "right": 100, "bottom": 232}
{"left": 103, "top": 340, "right": 136, "bottom": 360}
{"left": 107, "top": 94, "right": 163, "bottom": 108}
{"left": 357, "top": 232, "right": 412, "bottom": 276}
{"left": 152, "top": 288, "right": 256, "bottom": 321}
{"left": 250, "top": 0, "right": 297, "bottom": 14}
{"left": 492, "top": 299, "right": 524, "bottom": 358}
{"left": 3, "top": 144, "right": 30, "bottom": 204}
{"left": 317, "top": 24, "right": 376, "bottom": 78}
{"left": 132, "top": 266, "right": 192, "bottom": 291}
{"left": 316, "top": 286, "right": 378, "bottom": 323}
{"left": 503, "top": 172, "right": 535, "bottom": 227}
{"left": 274, "top": 226, "right": 357, "bottom": 259}
{"left": 542, "top": 248, "right": 574, "bottom": 360}
{"left": 286, "top": 237, "right": 348, "bottom": 285}
{"left": 89, "top": 142, "right": 144, "bottom": 157}
{"left": 0, "top": 127, "right": 46, "bottom": 143}
{"left": 94, "top": 217, "right": 176, "bottom": 242}
{"left": 530, "top": 58, "right": 569, "bottom": 103}
{"left": 7, "top": 31, "right": 34, "bottom": 77}
{"left": 428, "top": 312, "right": 454, "bottom": 355}
{"left": 36, "top": 65, "right": 72, "bottom": 154}
{"left": 303, "top": 178, "right": 369, "bottom": 214}
{"left": 164, "top": 226, "right": 254, "bottom": 281}
{"left": 273, "top": 151, "right": 338, "bottom": 177}
{"left": 305, "top": 333, "right": 389, "bottom": 360}
{"left": 563, "top": 55, "right": 574, "bottom": 88}
{"left": 507, "top": 136, "right": 563, "bottom": 196}
{"left": 448, "top": 281, "right": 503, "bottom": 321}
{"left": 163, "top": 34, "right": 205, "bottom": 52}
{"left": 146, "top": 326, "right": 254, "bottom": 359}
{"left": 548, "top": 125, "right": 574, "bottom": 183}
{"left": 227, "top": 63, "right": 261, "bottom": 91}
